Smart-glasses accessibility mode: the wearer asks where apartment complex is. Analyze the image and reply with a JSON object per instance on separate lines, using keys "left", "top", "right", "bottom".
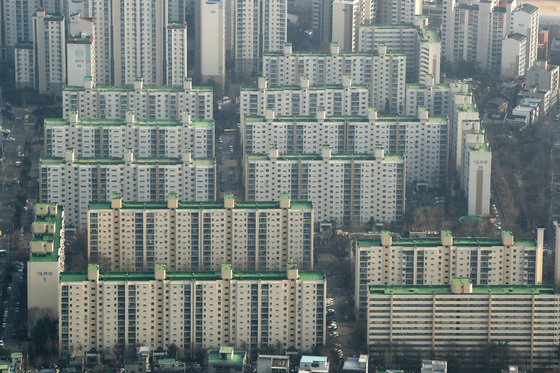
{"left": 358, "top": 21, "right": 440, "bottom": 83}
{"left": 376, "top": 0, "right": 422, "bottom": 25}
{"left": 88, "top": 193, "right": 313, "bottom": 272}
{"left": 240, "top": 76, "right": 370, "bottom": 119}
{"left": 44, "top": 111, "right": 214, "bottom": 159}
{"left": 243, "top": 108, "right": 447, "bottom": 188}
{"left": 245, "top": 146, "right": 405, "bottom": 225}
{"left": 62, "top": 77, "right": 213, "bottom": 120}
{"left": 40, "top": 149, "right": 216, "bottom": 227}
{"left": 263, "top": 43, "right": 406, "bottom": 114}
{"left": 166, "top": 22, "right": 188, "bottom": 87}
{"left": 331, "top": 0, "right": 375, "bottom": 52}
{"left": 367, "top": 280, "right": 558, "bottom": 370}
{"left": 59, "top": 264, "right": 326, "bottom": 357}
{"left": 32, "top": 9, "right": 66, "bottom": 94}
{"left": 355, "top": 229, "right": 543, "bottom": 315}
{"left": 195, "top": 0, "right": 225, "bottom": 86}
{"left": 27, "top": 204, "right": 65, "bottom": 321}
{"left": 233, "top": 0, "right": 287, "bottom": 78}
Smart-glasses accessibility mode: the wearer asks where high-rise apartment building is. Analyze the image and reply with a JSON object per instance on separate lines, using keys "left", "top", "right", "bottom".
{"left": 245, "top": 145, "right": 405, "bottom": 225}
{"left": 233, "top": 0, "right": 287, "bottom": 78}
{"left": 40, "top": 149, "right": 216, "bottom": 227}
{"left": 501, "top": 33, "right": 527, "bottom": 79}
{"left": 243, "top": 108, "right": 447, "bottom": 188}
{"left": 405, "top": 75, "right": 454, "bottom": 116}
{"left": 331, "top": 0, "right": 375, "bottom": 51}
{"left": 367, "top": 280, "right": 558, "bottom": 370}
{"left": 91, "top": 0, "right": 187, "bottom": 86}
{"left": 66, "top": 13, "right": 95, "bottom": 87}
{"left": 44, "top": 111, "right": 214, "bottom": 159}
{"left": 509, "top": 3, "right": 539, "bottom": 72}
{"left": 358, "top": 21, "right": 441, "bottom": 83}
{"left": 195, "top": 0, "right": 225, "bottom": 87}
{"left": 240, "top": 76, "right": 370, "bottom": 119}
{"left": 1, "top": 0, "right": 41, "bottom": 61}
{"left": 27, "top": 203, "right": 65, "bottom": 322}
{"left": 354, "top": 229, "right": 542, "bottom": 315}
{"left": 376, "top": 0, "right": 422, "bottom": 25}
{"left": 312, "top": 0, "right": 332, "bottom": 44}
{"left": 59, "top": 264, "right": 326, "bottom": 357}
{"left": 88, "top": 194, "right": 313, "bottom": 272}
{"left": 263, "top": 43, "right": 406, "bottom": 114}
{"left": 32, "top": 9, "right": 66, "bottom": 94}
{"left": 14, "top": 41, "right": 34, "bottom": 88}
{"left": 62, "top": 77, "right": 213, "bottom": 120}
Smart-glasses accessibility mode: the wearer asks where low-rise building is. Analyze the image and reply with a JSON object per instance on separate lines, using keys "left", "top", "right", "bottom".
{"left": 245, "top": 145, "right": 405, "bottom": 226}
{"left": 421, "top": 360, "right": 447, "bottom": 373}
{"left": 299, "top": 356, "right": 329, "bottom": 373}
{"left": 208, "top": 347, "right": 247, "bottom": 373}
{"left": 62, "top": 77, "right": 213, "bottom": 120}
{"left": 59, "top": 264, "right": 326, "bottom": 358}
{"left": 44, "top": 111, "right": 214, "bottom": 159}
{"left": 341, "top": 355, "right": 368, "bottom": 372}
{"left": 40, "top": 149, "right": 216, "bottom": 227}
{"left": 88, "top": 193, "right": 313, "bottom": 272}
{"left": 27, "top": 204, "right": 65, "bottom": 323}
{"left": 256, "top": 355, "right": 289, "bottom": 373}
{"left": 367, "top": 280, "right": 559, "bottom": 370}
{"left": 355, "top": 229, "right": 544, "bottom": 316}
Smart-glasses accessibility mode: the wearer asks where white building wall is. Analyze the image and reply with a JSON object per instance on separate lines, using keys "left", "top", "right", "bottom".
{"left": 33, "top": 10, "right": 66, "bottom": 94}
{"left": 196, "top": 0, "right": 225, "bottom": 86}
{"left": 332, "top": 0, "right": 358, "bottom": 52}
{"left": 14, "top": 44, "right": 34, "bottom": 88}
{"left": 501, "top": 35, "right": 526, "bottom": 79}
{"left": 167, "top": 23, "right": 187, "bottom": 86}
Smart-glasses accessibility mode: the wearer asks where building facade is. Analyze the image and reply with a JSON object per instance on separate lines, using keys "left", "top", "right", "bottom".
{"left": 166, "top": 22, "right": 188, "bottom": 87}
{"left": 59, "top": 264, "right": 326, "bottom": 358}
{"left": 460, "top": 123, "right": 491, "bottom": 216}
{"left": 376, "top": 0, "right": 422, "bottom": 25}
{"left": 32, "top": 9, "right": 66, "bottom": 94}
{"left": 40, "top": 149, "right": 216, "bottom": 227}
{"left": 367, "top": 280, "right": 558, "bottom": 370}
{"left": 27, "top": 203, "right": 65, "bottom": 322}
{"left": 195, "top": 0, "right": 225, "bottom": 86}
{"left": 14, "top": 41, "right": 34, "bottom": 88}
{"left": 62, "top": 77, "right": 213, "bottom": 120}
{"left": 243, "top": 108, "right": 447, "bottom": 188}
{"left": 355, "top": 229, "right": 543, "bottom": 315}
{"left": 44, "top": 111, "right": 214, "bottom": 159}
{"left": 88, "top": 194, "right": 313, "bottom": 272}
{"left": 501, "top": 34, "right": 527, "bottom": 80}
{"left": 263, "top": 43, "right": 406, "bottom": 114}
{"left": 240, "top": 76, "right": 370, "bottom": 119}
{"left": 66, "top": 13, "right": 96, "bottom": 87}
{"left": 245, "top": 146, "right": 405, "bottom": 225}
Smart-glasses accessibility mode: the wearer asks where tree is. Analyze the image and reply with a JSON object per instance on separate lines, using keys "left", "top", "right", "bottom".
{"left": 327, "top": 234, "right": 352, "bottom": 261}
{"left": 167, "top": 343, "right": 179, "bottom": 359}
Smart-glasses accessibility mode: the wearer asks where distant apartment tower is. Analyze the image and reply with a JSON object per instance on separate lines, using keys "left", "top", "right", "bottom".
{"left": 263, "top": 43, "right": 406, "bottom": 114}
{"left": 66, "top": 13, "right": 95, "bottom": 87}
{"left": 240, "top": 76, "right": 370, "bottom": 119}
{"left": 461, "top": 121, "right": 491, "bottom": 216}
{"left": 355, "top": 229, "right": 543, "bottom": 316}
{"left": 62, "top": 77, "right": 213, "bottom": 120}
{"left": 166, "top": 22, "right": 188, "bottom": 86}
{"left": 88, "top": 193, "right": 313, "bottom": 272}
{"left": 509, "top": 4, "right": 539, "bottom": 72}
{"left": 312, "top": 0, "right": 332, "bottom": 44}
{"left": 59, "top": 264, "right": 326, "bottom": 357}
{"left": 44, "top": 111, "right": 214, "bottom": 159}
{"left": 376, "top": 0, "right": 422, "bottom": 25}
{"left": 195, "top": 0, "right": 225, "bottom": 87}
{"left": 243, "top": 108, "right": 447, "bottom": 188}
{"left": 1, "top": 0, "right": 41, "bottom": 61}
{"left": 233, "top": 0, "right": 287, "bottom": 78}
{"left": 246, "top": 145, "right": 405, "bottom": 225}
{"left": 40, "top": 149, "right": 216, "bottom": 227}
{"left": 27, "top": 203, "right": 65, "bottom": 322}
{"left": 358, "top": 21, "right": 441, "bottom": 83}
{"left": 32, "top": 9, "right": 66, "bottom": 94}
{"left": 14, "top": 41, "right": 34, "bottom": 88}
{"left": 331, "top": 0, "right": 375, "bottom": 51}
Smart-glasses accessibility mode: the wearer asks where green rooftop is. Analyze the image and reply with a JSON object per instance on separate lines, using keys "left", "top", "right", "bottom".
{"left": 208, "top": 349, "right": 246, "bottom": 365}
{"left": 248, "top": 153, "right": 403, "bottom": 162}
{"left": 370, "top": 284, "right": 555, "bottom": 296}
{"left": 30, "top": 205, "right": 64, "bottom": 262}
{"left": 63, "top": 84, "right": 212, "bottom": 93}
{"left": 451, "top": 277, "right": 471, "bottom": 285}
{"left": 68, "top": 33, "right": 92, "bottom": 42}
{"left": 60, "top": 269, "right": 325, "bottom": 282}
{"left": 357, "top": 236, "right": 536, "bottom": 248}
{"left": 40, "top": 156, "right": 215, "bottom": 166}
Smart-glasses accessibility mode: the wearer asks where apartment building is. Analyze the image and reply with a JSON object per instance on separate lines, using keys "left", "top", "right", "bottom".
{"left": 311, "top": 0, "right": 332, "bottom": 44}
{"left": 240, "top": 76, "right": 369, "bottom": 119}
{"left": 263, "top": 43, "right": 406, "bottom": 114}
{"left": 243, "top": 108, "right": 447, "bottom": 188}
{"left": 358, "top": 22, "right": 441, "bottom": 83}
{"left": 233, "top": 0, "right": 287, "bottom": 78}
{"left": 449, "top": 82, "right": 479, "bottom": 171}
{"left": 88, "top": 193, "right": 313, "bottom": 272}
{"left": 59, "top": 264, "right": 326, "bottom": 358}
{"left": 245, "top": 145, "right": 405, "bottom": 225}
{"left": 501, "top": 34, "right": 527, "bottom": 80}
{"left": 32, "top": 9, "right": 66, "bottom": 94}
{"left": 460, "top": 123, "right": 491, "bottom": 216}
{"left": 367, "top": 280, "right": 558, "bottom": 370}
{"left": 166, "top": 22, "right": 188, "bottom": 87}
{"left": 510, "top": 4, "right": 539, "bottom": 72}
{"left": 195, "top": 0, "right": 225, "bottom": 87}
{"left": 331, "top": 0, "right": 375, "bottom": 51}
{"left": 40, "top": 149, "right": 216, "bottom": 227}
{"left": 62, "top": 77, "right": 213, "bottom": 120}
{"left": 14, "top": 41, "right": 34, "bottom": 88}
{"left": 405, "top": 76, "right": 453, "bottom": 116}
{"left": 526, "top": 61, "right": 560, "bottom": 109}
{"left": 27, "top": 204, "right": 65, "bottom": 321}
{"left": 44, "top": 111, "right": 214, "bottom": 159}
{"left": 355, "top": 229, "right": 543, "bottom": 316}
{"left": 66, "top": 13, "right": 95, "bottom": 87}
{"left": 0, "top": 0, "right": 41, "bottom": 61}
{"left": 376, "top": 0, "right": 422, "bottom": 25}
